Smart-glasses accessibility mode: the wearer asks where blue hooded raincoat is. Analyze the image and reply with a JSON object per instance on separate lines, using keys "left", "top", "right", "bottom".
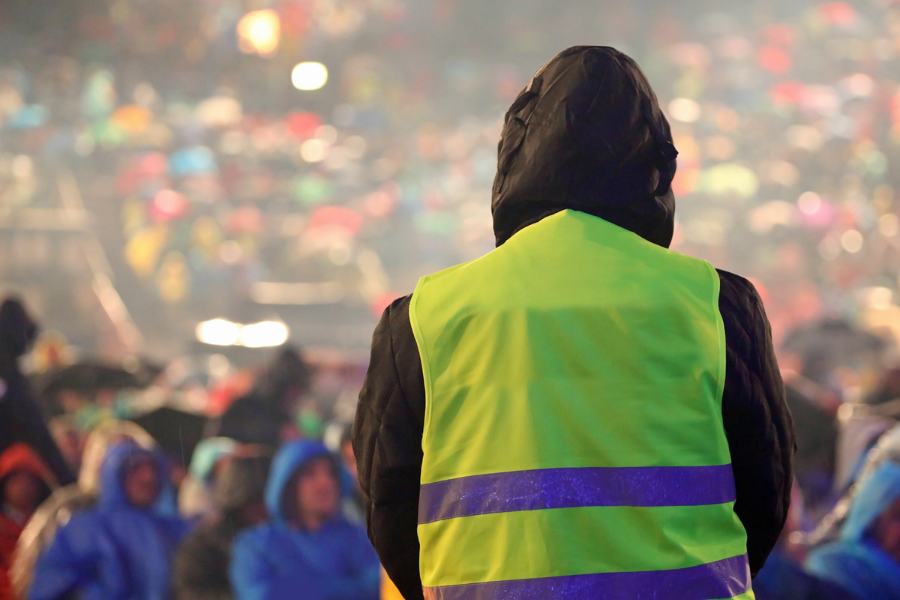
{"left": 29, "top": 441, "right": 189, "bottom": 600}
{"left": 806, "top": 462, "right": 900, "bottom": 600}
{"left": 230, "top": 440, "right": 379, "bottom": 600}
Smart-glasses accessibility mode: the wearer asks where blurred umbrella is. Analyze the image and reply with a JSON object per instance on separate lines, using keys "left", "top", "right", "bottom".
{"left": 130, "top": 407, "right": 206, "bottom": 468}
{"left": 111, "top": 104, "right": 152, "bottom": 134}
{"left": 168, "top": 146, "right": 217, "bottom": 178}
{"left": 308, "top": 206, "right": 362, "bottom": 235}
{"left": 34, "top": 360, "right": 163, "bottom": 398}
{"left": 196, "top": 96, "right": 243, "bottom": 128}
{"left": 287, "top": 111, "right": 323, "bottom": 138}
{"left": 8, "top": 105, "right": 47, "bottom": 129}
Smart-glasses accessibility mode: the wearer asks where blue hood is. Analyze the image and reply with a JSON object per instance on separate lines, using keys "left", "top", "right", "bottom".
{"left": 97, "top": 439, "right": 178, "bottom": 515}
{"left": 265, "top": 440, "right": 336, "bottom": 525}
{"left": 844, "top": 461, "right": 900, "bottom": 543}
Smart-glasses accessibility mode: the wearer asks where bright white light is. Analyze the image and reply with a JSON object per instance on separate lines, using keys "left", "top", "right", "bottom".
{"left": 668, "top": 98, "right": 701, "bottom": 123}
{"left": 240, "top": 321, "right": 289, "bottom": 348}
{"left": 841, "top": 229, "right": 864, "bottom": 254}
{"left": 292, "top": 62, "right": 328, "bottom": 91}
{"left": 196, "top": 319, "right": 241, "bottom": 346}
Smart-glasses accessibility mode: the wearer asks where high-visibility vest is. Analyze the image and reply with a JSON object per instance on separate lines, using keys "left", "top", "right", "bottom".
{"left": 410, "top": 209, "right": 753, "bottom": 600}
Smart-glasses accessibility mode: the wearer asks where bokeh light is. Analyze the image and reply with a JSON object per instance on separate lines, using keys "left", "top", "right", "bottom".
{"left": 292, "top": 62, "right": 329, "bottom": 91}
{"left": 237, "top": 10, "right": 281, "bottom": 57}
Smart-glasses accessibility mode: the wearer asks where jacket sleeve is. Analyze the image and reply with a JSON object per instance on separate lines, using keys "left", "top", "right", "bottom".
{"left": 27, "top": 516, "right": 105, "bottom": 600}
{"left": 717, "top": 270, "right": 795, "bottom": 577}
{"left": 352, "top": 296, "right": 426, "bottom": 600}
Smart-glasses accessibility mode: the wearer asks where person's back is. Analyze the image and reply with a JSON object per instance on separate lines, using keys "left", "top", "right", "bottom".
{"left": 29, "top": 440, "right": 188, "bottom": 600}
{"left": 353, "top": 46, "right": 794, "bottom": 600}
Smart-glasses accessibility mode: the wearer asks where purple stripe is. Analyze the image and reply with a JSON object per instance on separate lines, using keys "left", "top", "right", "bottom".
{"left": 423, "top": 554, "right": 751, "bottom": 600}
{"left": 419, "top": 465, "right": 735, "bottom": 524}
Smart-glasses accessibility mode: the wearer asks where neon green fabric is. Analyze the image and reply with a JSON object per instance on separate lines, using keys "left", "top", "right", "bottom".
{"left": 410, "top": 210, "right": 750, "bottom": 595}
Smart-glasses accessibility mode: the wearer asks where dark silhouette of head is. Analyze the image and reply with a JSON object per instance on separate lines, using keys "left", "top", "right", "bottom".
{"left": 492, "top": 46, "right": 677, "bottom": 248}
{"left": 0, "top": 297, "right": 38, "bottom": 359}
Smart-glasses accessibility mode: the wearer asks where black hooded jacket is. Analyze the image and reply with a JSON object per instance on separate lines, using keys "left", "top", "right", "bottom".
{"left": 353, "top": 47, "right": 794, "bottom": 600}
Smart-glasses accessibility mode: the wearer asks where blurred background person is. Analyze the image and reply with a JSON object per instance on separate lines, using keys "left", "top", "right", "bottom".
{"left": 173, "top": 449, "right": 271, "bottom": 600}
{"left": 0, "top": 298, "right": 73, "bottom": 487}
{"left": 230, "top": 440, "right": 378, "bottom": 600}
{"left": 0, "top": 443, "right": 55, "bottom": 600}
{"left": 11, "top": 420, "right": 157, "bottom": 599}
{"left": 806, "top": 462, "right": 900, "bottom": 600}
{"left": 208, "top": 348, "right": 311, "bottom": 447}
{"left": 28, "top": 440, "right": 188, "bottom": 600}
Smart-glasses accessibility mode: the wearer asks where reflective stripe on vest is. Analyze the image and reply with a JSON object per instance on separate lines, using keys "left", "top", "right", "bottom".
{"left": 410, "top": 210, "right": 753, "bottom": 600}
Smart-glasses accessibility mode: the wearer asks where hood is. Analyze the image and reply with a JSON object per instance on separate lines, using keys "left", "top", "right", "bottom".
{"left": 188, "top": 437, "right": 237, "bottom": 485}
{"left": 215, "top": 453, "right": 272, "bottom": 512}
{"left": 492, "top": 46, "right": 677, "bottom": 248}
{"left": 97, "top": 439, "right": 177, "bottom": 515}
{"left": 0, "top": 298, "right": 37, "bottom": 359}
{"left": 265, "top": 440, "right": 334, "bottom": 525}
{"left": 0, "top": 443, "right": 57, "bottom": 490}
{"left": 78, "top": 419, "right": 157, "bottom": 494}
{"left": 843, "top": 461, "right": 900, "bottom": 543}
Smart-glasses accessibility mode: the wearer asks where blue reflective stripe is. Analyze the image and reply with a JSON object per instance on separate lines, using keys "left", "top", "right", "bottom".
{"left": 422, "top": 554, "right": 751, "bottom": 600}
{"left": 419, "top": 465, "right": 736, "bottom": 524}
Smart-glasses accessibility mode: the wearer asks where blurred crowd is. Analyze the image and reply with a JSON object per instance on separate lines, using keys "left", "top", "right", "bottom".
{"left": 4, "top": 287, "right": 900, "bottom": 600}
{"left": 0, "top": 296, "right": 392, "bottom": 600}
{"left": 3, "top": 0, "right": 900, "bottom": 598}
{"left": 3, "top": 0, "right": 900, "bottom": 351}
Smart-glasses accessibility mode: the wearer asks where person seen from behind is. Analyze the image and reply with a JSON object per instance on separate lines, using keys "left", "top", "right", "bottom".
{"left": 354, "top": 46, "right": 794, "bottom": 600}
{"left": 0, "top": 444, "right": 55, "bottom": 600}
{"left": 29, "top": 439, "right": 188, "bottom": 600}
{"left": 230, "top": 440, "right": 379, "bottom": 600}
{"left": 806, "top": 461, "right": 900, "bottom": 600}
{"left": 173, "top": 449, "right": 272, "bottom": 600}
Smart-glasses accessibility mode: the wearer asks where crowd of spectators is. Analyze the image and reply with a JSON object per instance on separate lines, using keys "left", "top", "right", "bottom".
{"left": 2, "top": 0, "right": 900, "bottom": 351}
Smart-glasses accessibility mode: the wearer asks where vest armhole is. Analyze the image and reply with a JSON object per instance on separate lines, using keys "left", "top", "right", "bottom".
{"left": 409, "top": 277, "right": 435, "bottom": 458}
{"left": 706, "top": 261, "right": 727, "bottom": 408}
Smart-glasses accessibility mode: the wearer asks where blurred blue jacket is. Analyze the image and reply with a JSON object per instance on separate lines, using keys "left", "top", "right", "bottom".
{"left": 230, "top": 440, "right": 379, "bottom": 600}
{"left": 28, "top": 440, "right": 189, "bottom": 600}
{"left": 806, "top": 462, "right": 900, "bottom": 600}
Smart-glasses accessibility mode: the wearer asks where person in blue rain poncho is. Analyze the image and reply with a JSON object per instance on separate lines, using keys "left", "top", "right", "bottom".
{"left": 230, "top": 440, "right": 379, "bottom": 600}
{"left": 806, "top": 461, "right": 900, "bottom": 600}
{"left": 28, "top": 439, "right": 189, "bottom": 600}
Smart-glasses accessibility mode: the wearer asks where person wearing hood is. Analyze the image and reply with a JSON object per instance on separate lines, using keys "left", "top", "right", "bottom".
{"left": 806, "top": 462, "right": 900, "bottom": 600}
{"left": 0, "top": 298, "right": 74, "bottom": 488}
{"left": 353, "top": 46, "right": 794, "bottom": 600}
{"left": 28, "top": 439, "right": 188, "bottom": 600}
{"left": 230, "top": 440, "right": 379, "bottom": 600}
{"left": 0, "top": 444, "right": 55, "bottom": 600}
{"left": 11, "top": 420, "right": 157, "bottom": 599}
{"left": 209, "top": 348, "right": 311, "bottom": 446}
{"left": 173, "top": 449, "right": 271, "bottom": 600}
